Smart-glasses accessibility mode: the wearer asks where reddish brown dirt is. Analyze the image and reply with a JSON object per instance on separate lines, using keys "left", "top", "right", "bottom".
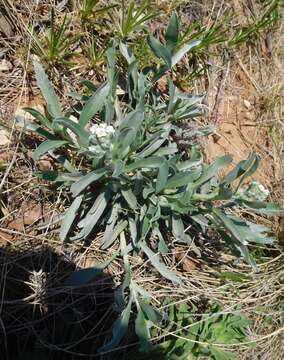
{"left": 205, "top": 63, "right": 273, "bottom": 187}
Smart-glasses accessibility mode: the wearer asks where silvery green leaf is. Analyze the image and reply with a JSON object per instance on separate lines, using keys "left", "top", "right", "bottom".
{"left": 22, "top": 107, "right": 52, "bottom": 129}
{"left": 101, "top": 220, "right": 127, "bottom": 250}
{"left": 64, "top": 252, "right": 118, "bottom": 287}
{"left": 60, "top": 195, "right": 83, "bottom": 241}
{"left": 165, "top": 12, "right": 179, "bottom": 50}
{"left": 98, "top": 297, "right": 132, "bottom": 353}
{"left": 64, "top": 267, "right": 101, "bottom": 286}
{"left": 51, "top": 153, "right": 75, "bottom": 172}
{"left": 168, "top": 79, "right": 176, "bottom": 113}
{"left": 77, "top": 191, "right": 111, "bottom": 238}
{"left": 135, "top": 133, "right": 169, "bottom": 158}
{"left": 152, "top": 227, "right": 169, "bottom": 254}
{"left": 33, "top": 61, "right": 62, "bottom": 118}
{"left": 141, "top": 243, "right": 181, "bottom": 284}
{"left": 125, "top": 156, "right": 164, "bottom": 172}
{"left": 236, "top": 199, "right": 283, "bottom": 215}
{"left": 80, "top": 79, "right": 98, "bottom": 92}
{"left": 129, "top": 216, "right": 138, "bottom": 247}
{"left": 156, "top": 161, "right": 169, "bottom": 193}
{"left": 15, "top": 117, "right": 56, "bottom": 140}
{"left": 131, "top": 281, "right": 151, "bottom": 300}
{"left": 164, "top": 169, "right": 201, "bottom": 190}
{"left": 171, "top": 40, "right": 201, "bottom": 67}
{"left": 34, "top": 171, "right": 81, "bottom": 182}
{"left": 153, "top": 143, "right": 178, "bottom": 157}
{"left": 139, "top": 301, "right": 163, "bottom": 325}
{"left": 194, "top": 154, "right": 232, "bottom": 188}
{"left": 71, "top": 168, "right": 106, "bottom": 196}
{"left": 148, "top": 35, "right": 172, "bottom": 68}
{"left": 55, "top": 117, "right": 90, "bottom": 147}
{"left": 119, "top": 42, "right": 136, "bottom": 64}
{"left": 235, "top": 243, "right": 258, "bottom": 273}
{"left": 32, "top": 140, "right": 68, "bottom": 161}
{"left": 112, "top": 160, "right": 124, "bottom": 177}
{"left": 222, "top": 153, "right": 260, "bottom": 185}
{"left": 79, "top": 82, "right": 110, "bottom": 127}
{"left": 121, "top": 187, "right": 138, "bottom": 210}
{"left": 101, "top": 203, "right": 119, "bottom": 245}
{"left": 135, "top": 308, "right": 151, "bottom": 352}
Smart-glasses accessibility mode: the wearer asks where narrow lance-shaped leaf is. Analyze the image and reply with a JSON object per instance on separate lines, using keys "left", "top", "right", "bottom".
{"left": 77, "top": 191, "right": 111, "bottom": 238}
{"left": 55, "top": 117, "right": 90, "bottom": 147}
{"left": 15, "top": 117, "right": 56, "bottom": 140}
{"left": 156, "top": 161, "right": 169, "bottom": 193}
{"left": 135, "top": 308, "right": 151, "bottom": 352}
{"left": 60, "top": 195, "right": 83, "bottom": 241}
{"left": 34, "top": 171, "right": 81, "bottom": 182}
{"left": 194, "top": 154, "right": 232, "bottom": 188}
{"left": 101, "top": 220, "right": 128, "bottom": 250}
{"left": 164, "top": 169, "right": 201, "bottom": 190}
{"left": 236, "top": 199, "right": 283, "bottom": 215}
{"left": 71, "top": 168, "right": 106, "bottom": 197}
{"left": 171, "top": 40, "right": 201, "bottom": 67}
{"left": 98, "top": 297, "right": 133, "bottom": 353}
{"left": 33, "top": 61, "right": 62, "bottom": 118}
{"left": 23, "top": 107, "right": 52, "bottom": 129}
{"left": 32, "top": 140, "right": 68, "bottom": 161}
{"left": 148, "top": 35, "right": 172, "bottom": 68}
{"left": 222, "top": 153, "right": 259, "bottom": 185}
{"left": 125, "top": 156, "right": 164, "bottom": 172}
{"left": 141, "top": 243, "right": 181, "bottom": 284}
{"left": 121, "top": 187, "right": 138, "bottom": 210}
{"left": 79, "top": 82, "right": 110, "bottom": 127}
{"left": 165, "top": 12, "right": 179, "bottom": 50}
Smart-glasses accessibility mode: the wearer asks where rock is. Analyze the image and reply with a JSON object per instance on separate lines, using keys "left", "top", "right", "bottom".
{"left": 245, "top": 112, "right": 254, "bottom": 120}
{"left": 243, "top": 99, "right": 251, "bottom": 109}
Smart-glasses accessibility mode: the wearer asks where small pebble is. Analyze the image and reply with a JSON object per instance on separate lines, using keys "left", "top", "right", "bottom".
{"left": 243, "top": 99, "right": 251, "bottom": 109}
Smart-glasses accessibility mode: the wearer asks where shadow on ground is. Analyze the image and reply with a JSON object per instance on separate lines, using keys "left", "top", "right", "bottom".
{"left": 0, "top": 245, "right": 118, "bottom": 360}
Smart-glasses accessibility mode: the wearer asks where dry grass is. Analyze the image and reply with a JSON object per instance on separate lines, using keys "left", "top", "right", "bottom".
{"left": 0, "top": 0, "right": 283, "bottom": 359}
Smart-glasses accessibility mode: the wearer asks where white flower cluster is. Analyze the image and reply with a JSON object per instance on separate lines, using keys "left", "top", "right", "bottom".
{"left": 236, "top": 181, "right": 270, "bottom": 202}
{"left": 88, "top": 123, "right": 115, "bottom": 155}
{"left": 256, "top": 183, "right": 270, "bottom": 197}
{"left": 89, "top": 123, "right": 115, "bottom": 138}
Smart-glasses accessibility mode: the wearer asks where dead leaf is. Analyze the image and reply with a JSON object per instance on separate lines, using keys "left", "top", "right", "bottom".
{"left": 0, "top": 230, "right": 13, "bottom": 245}
{"left": 8, "top": 203, "right": 42, "bottom": 231}
{"left": 175, "top": 249, "right": 201, "bottom": 272}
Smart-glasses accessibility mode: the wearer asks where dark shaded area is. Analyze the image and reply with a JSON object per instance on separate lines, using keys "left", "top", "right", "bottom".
{"left": 0, "top": 246, "right": 116, "bottom": 360}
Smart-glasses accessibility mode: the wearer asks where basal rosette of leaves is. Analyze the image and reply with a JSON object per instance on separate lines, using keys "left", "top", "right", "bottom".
{"left": 16, "top": 14, "right": 282, "bottom": 354}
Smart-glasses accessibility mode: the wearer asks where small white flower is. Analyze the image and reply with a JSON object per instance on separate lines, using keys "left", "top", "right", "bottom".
{"left": 88, "top": 145, "right": 97, "bottom": 153}
{"left": 89, "top": 123, "right": 115, "bottom": 138}
{"left": 258, "top": 184, "right": 270, "bottom": 196}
